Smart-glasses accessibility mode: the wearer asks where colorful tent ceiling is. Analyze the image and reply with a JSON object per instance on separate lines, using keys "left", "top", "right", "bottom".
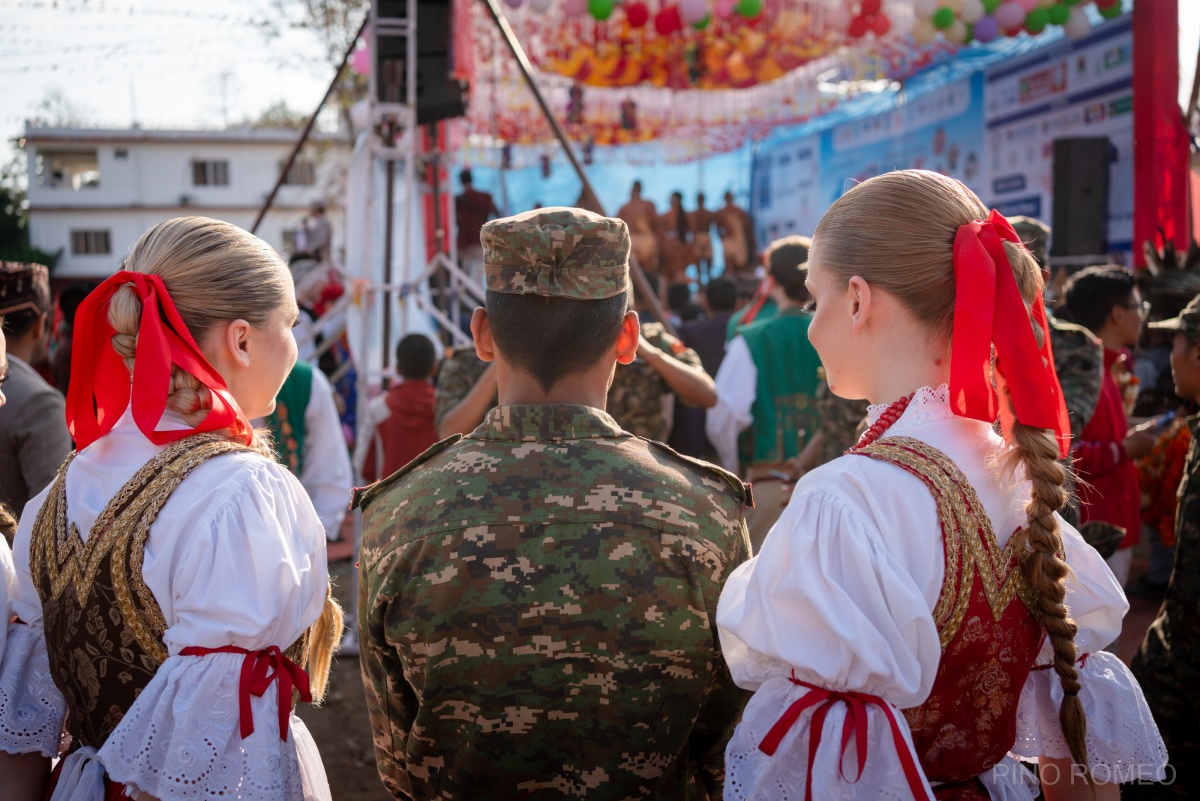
{"left": 450, "top": 0, "right": 1125, "bottom": 164}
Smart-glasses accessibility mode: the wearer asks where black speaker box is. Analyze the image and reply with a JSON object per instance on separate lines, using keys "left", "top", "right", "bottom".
{"left": 375, "top": 0, "right": 467, "bottom": 124}
{"left": 1050, "top": 137, "right": 1113, "bottom": 258}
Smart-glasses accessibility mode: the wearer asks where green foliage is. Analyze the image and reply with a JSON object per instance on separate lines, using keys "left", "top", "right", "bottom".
{"left": 0, "top": 153, "right": 59, "bottom": 269}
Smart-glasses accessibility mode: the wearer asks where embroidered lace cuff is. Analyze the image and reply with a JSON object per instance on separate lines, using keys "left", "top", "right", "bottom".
{"left": 98, "top": 652, "right": 324, "bottom": 801}
{"left": 723, "top": 675, "right": 936, "bottom": 801}
{"left": 0, "top": 622, "right": 68, "bottom": 757}
{"left": 1010, "top": 650, "right": 1168, "bottom": 783}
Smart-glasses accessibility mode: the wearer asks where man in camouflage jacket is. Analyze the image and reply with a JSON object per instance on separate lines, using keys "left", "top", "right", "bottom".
{"left": 1130, "top": 294, "right": 1200, "bottom": 799}
{"left": 356, "top": 207, "right": 752, "bottom": 800}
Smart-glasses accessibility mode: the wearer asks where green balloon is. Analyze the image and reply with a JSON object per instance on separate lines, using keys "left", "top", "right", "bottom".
{"left": 588, "top": 0, "right": 614, "bottom": 20}
{"left": 981, "top": 0, "right": 1001, "bottom": 10}
{"left": 932, "top": 6, "right": 955, "bottom": 30}
{"left": 1025, "top": 8, "right": 1048, "bottom": 33}
{"left": 736, "top": 0, "right": 762, "bottom": 18}
{"left": 1047, "top": 4, "right": 1069, "bottom": 25}
{"left": 1060, "top": 0, "right": 1081, "bottom": 4}
{"left": 1098, "top": 2, "right": 1122, "bottom": 18}
{"left": 691, "top": 13, "right": 711, "bottom": 28}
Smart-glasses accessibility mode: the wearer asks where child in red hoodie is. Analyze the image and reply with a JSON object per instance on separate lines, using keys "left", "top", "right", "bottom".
{"left": 357, "top": 334, "right": 441, "bottom": 483}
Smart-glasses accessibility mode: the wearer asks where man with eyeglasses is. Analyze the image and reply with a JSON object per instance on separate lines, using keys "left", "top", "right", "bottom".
{"left": 1063, "top": 266, "right": 1157, "bottom": 586}
{"left": 0, "top": 263, "right": 72, "bottom": 540}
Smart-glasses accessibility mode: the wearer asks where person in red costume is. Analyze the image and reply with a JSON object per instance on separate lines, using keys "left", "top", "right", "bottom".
{"left": 717, "top": 171, "right": 1165, "bottom": 801}
{"left": 1063, "top": 266, "right": 1158, "bottom": 587}
{"left": 356, "top": 333, "right": 440, "bottom": 483}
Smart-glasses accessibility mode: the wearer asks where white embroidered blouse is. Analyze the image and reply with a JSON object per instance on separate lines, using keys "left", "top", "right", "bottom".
{"left": 716, "top": 385, "right": 1168, "bottom": 801}
{"left": 0, "top": 407, "right": 332, "bottom": 801}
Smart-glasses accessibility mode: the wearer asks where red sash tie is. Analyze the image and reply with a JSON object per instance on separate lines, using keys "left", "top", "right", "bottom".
{"left": 180, "top": 645, "right": 312, "bottom": 741}
{"left": 757, "top": 671, "right": 928, "bottom": 801}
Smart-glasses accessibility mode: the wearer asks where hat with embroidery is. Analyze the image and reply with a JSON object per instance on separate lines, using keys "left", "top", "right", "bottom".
{"left": 0, "top": 262, "right": 51, "bottom": 317}
{"left": 481, "top": 206, "right": 629, "bottom": 300}
{"left": 1149, "top": 292, "right": 1200, "bottom": 342}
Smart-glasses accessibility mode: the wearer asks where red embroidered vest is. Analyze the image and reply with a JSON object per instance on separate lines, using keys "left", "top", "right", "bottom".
{"left": 857, "top": 437, "right": 1045, "bottom": 799}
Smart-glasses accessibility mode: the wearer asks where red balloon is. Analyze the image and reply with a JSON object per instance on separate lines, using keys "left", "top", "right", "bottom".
{"left": 654, "top": 5, "right": 682, "bottom": 35}
{"left": 626, "top": 0, "right": 650, "bottom": 27}
{"left": 848, "top": 14, "right": 869, "bottom": 38}
{"left": 860, "top": 0, "right": 882, "bottom": 16}
{"left": 870, "top": 12, "right": 890, "bottom": 35}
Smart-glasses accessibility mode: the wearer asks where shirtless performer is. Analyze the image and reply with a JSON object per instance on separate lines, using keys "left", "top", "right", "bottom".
{"left": 717, "top": 191, "right": 755, "bottom": 276}
{"left": 658, "top": 191, "right": 694, "bottom": 287}
{"left": 689, "top": 192, "right": 716, "bottom": 284}
{"left": 617, "top": 181, "right": 660, "bottom": 276}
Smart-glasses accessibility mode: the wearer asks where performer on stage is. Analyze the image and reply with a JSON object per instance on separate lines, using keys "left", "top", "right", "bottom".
{"left": 0, "top": 217, "right": 342, "bottom": 801}
{"left": 717, "top": 171, "right": 1166, "bottom": 801}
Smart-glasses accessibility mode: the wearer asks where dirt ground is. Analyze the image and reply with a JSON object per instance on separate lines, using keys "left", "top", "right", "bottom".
{"left": 297, "top": 553, "right": 393, "bottom": 801}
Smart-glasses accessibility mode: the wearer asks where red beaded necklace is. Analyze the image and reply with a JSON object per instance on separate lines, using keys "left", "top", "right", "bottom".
{"left": 848, "top": 393, "right": 915, "bottom": 453}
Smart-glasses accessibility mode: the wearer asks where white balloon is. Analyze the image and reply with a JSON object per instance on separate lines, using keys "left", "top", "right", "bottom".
{"left": 946, "top": 18, "right": 968, "bottom": 43}
{"left": 913, "top": 17, "right": 937, "bottom": 44}
{"left": 1064, "top": 5, "right": 1091, "bottom": 39}
{"left": 530, "top": 0, "right": 553, "bottom": 12}
{"left": 828, "top": 5, "right": 852, "bottom": 30}
{"left": 912, "top": 0, "right": 938, "bottom": 19}
{"left": 960, "top": 0, "right": 984, "bottom": 23}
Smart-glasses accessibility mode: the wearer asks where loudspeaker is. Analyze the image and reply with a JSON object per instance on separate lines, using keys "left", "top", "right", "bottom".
{"left": 375, "top": 0, "right": 467, "bottom": 124}
{"left": 1050, "top": 137, "right": 1112, "bottom": 258}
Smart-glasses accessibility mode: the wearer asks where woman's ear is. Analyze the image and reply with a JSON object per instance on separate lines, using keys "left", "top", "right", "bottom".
{"left": 847, "top": 276, "right": 873, "bottom": 333}
{"left": 222, "top": 319, "right": 254, "bottom": 368}
{"left": 615, "top": 311, "right": 641, "bottom": 365}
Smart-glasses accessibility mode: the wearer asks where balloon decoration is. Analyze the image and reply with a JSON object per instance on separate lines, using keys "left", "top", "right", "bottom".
{"left": 911, "top": 0, "right": 1121, "bottom": 44}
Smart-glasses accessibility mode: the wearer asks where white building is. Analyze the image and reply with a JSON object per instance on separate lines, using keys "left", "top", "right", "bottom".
{"left": 22, "top": 124, "right": 351, "bottom": 279}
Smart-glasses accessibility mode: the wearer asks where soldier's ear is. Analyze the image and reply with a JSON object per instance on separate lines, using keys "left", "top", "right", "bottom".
{"left": 615, "top": 311, "right": 640, "bottom": 365}
{"left": 471, "top": 308, "right": 496, "bottom": 362}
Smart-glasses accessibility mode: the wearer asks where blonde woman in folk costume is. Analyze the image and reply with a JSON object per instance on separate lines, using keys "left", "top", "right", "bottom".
{"left": 0, "top": 217, "right": 342, "bottom": 801}
{"left": 717, "top": 171, "right": 1166, "bottom": 801}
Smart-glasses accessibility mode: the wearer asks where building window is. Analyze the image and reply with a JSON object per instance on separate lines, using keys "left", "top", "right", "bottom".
{"left": 191, "top": 159, "right": 230, "bottom": 186}
{"left": 282, "top": 160, "right": 316, "bottom": 186}
{"left": 36, "top": 150, "right": 100, "bottom": 190}
{"left": 114, "top": 148, "right": 129, "bottom": 159}
{"left": 71, "top": 229, "right": 111, "bottom": 255}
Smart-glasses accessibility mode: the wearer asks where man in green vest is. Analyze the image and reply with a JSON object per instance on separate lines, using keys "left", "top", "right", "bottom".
{"left": 707, "top": 235, "right": 823, "bottom": 550}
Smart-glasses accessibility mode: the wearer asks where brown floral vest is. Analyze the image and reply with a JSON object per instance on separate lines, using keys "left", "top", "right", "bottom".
{"left": 855, "top": 437, "right": 1045, "bottom": 800}
{"left": 30, "top": 434, "right": 311, "bottom": 750}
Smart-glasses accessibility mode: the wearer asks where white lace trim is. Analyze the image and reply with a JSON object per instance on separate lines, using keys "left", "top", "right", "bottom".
{"left": 865, "top": 384, "right": 953, "bottom": 430}
{"left": 97, "top": 652, "right": 328, "bottom": 801}
{"left": 724, "top": 676, "right": 936, "bottom": 801}
{"left": 1010, "top": 650, "right": 1168, "bottom": 783}
{"left": 0, "top": 622, "right": 67, "bottom": 757}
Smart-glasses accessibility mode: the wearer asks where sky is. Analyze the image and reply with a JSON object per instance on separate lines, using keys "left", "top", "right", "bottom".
{"left": 0, "top": 1, "right": 1197, "bottom": 167}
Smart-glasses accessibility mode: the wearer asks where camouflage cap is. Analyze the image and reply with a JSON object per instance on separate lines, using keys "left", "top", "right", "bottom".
{"left": 481, "top": 206, "right": 630, "bottom": 300}
{"left": 0, "top": 262, "right": 51, "bottom": 316}
{"left": 1008, "top": 215, "right": 1051, "bottom": 269}
{"left": 1149, "top": 293, "right": 1200, "bottom": 342}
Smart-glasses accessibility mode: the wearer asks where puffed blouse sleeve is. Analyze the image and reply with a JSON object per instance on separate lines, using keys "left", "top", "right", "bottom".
{"left": 0, "top": 485, "right": 68, "bottom": 758}
{"left": 716, "top": 484, "right": 941, "bottom": 801}
{"left": 1009, "top": 516, "right": 1169, "bottom": 782}
{"left": 96, "top": 458, "right": 329, "bottom": 801}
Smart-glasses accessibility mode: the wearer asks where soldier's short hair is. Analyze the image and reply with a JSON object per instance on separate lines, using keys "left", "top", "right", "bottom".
{"left": 705, "top": 277, "right": 737, "bottom": 312}
{"left": 1063, "top": 266, "right": 1136, "bottom": 334}
{"left": 486, "top": 290, "right": 630, "bottom": 393}
{"left": 764, "top": 236, "right": 812, "bottom": 303}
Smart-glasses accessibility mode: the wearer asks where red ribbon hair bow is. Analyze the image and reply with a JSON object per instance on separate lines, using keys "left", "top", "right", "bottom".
{"left": 65, "top": 270, "right": 253, "bottom": 450}
{"left": 949, "top": 210, "right": 1070, "bottom": 457}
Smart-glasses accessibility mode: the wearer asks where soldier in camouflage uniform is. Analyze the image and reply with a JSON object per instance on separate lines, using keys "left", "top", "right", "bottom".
{"left": 356, "top": 207, "right": 752, "bottom": 801}
{"left": 1130, "top": 295, "right": 1200, "bottom": 799}
{"left": 435, "top": 306, "right": 713, "bottom": 442}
